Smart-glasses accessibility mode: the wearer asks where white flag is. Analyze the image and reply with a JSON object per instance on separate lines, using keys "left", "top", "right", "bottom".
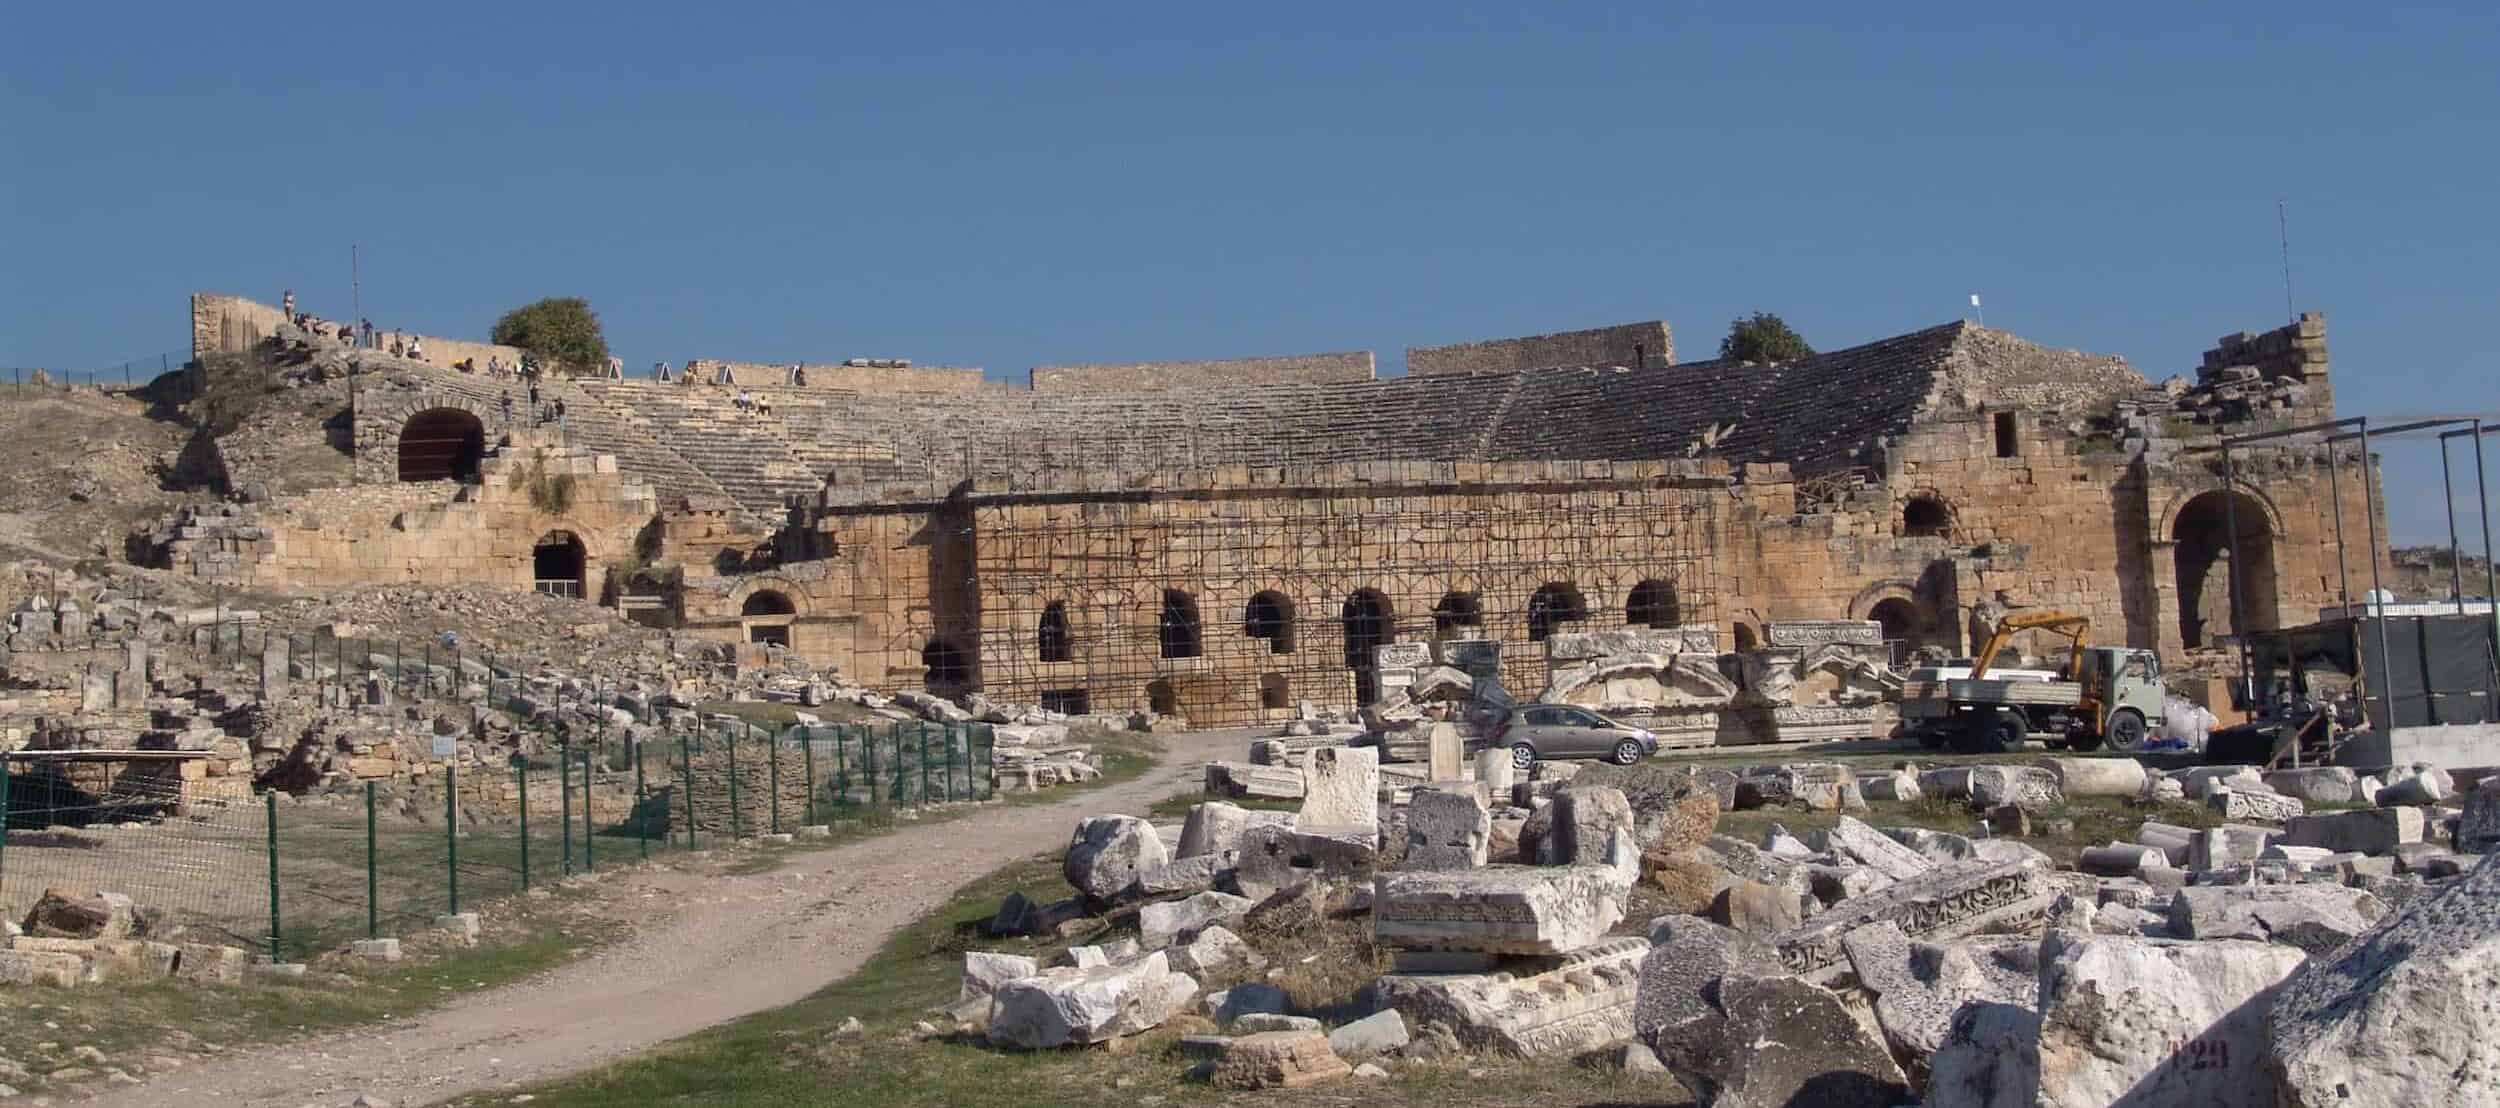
{"left": 1969, "top": 293, "right": 1982, "bottom": 308}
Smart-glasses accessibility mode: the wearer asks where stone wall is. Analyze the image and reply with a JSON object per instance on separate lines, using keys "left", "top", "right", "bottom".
{"left": 679, "top": 358, "right": 991, "bottom": 393}
{"left": 1028, "top": 351, "right": 1376, "bottom": 392}
{"left": 2198, "top": 312, "right": 2334, "bottom": 422}
{"left": 189, "top": 292, "right": 526, "bottom": 372}
{"left": 1406, "top": 321, "right": 1672, "bottom": 376}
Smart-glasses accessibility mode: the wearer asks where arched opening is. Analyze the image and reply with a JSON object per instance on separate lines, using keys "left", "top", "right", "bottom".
{"left": 1243, "top": 591, "right": 1295, "bottom": 654}
{"left": 1868, "top": 597, "right": 1919, "bottom": 660}
{"left": 1159, "top": 590, "right": 1202, "bottom": 659}
{"left": 398, "top": 408, "right": 486, "bottom": 483}
{"left": 1145, "top": 678, "right": 1178, "bottom": 716}
{"left": 1341, "top": 589, "right": 1394, "bottom": 705}
{"left": 1038, "top": 601, "right": 1072, "bottom": 663}
{"left": 1433, "top": 591, "right": 1483, "bottom": 637}
{"left": 741, "top": 589, "right": 796, "bottom": 647}
{"left": 531, "top": 531, "right": 586, "bottom": 599}
{"left": 1626, "top": 579, "right": 1681, "bottom": 629}
{"left": 2173, "top": 489, "right": 2280, "bottom": 648}
{"left": 1259, "top": 672, "right": 1290, "bottom": 711}
{"left": 1732, "top": 622, "right": 1761, "bottom": 652}
{"left": 923, "top": 638, "right": 971, "bottom": 692}
{"left": 1903, "top": 496, "right": 1953, "bottom": 539}
{"left": 1527, "top": 582, "right": 1588, "bottom": 642}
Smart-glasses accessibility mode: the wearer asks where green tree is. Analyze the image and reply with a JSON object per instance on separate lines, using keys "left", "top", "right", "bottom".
{"left": 1719, "top": 312, "right": 1815, "bottom": 364}
{"left": 490, "top": 297, "right": 609, "bottom": 370}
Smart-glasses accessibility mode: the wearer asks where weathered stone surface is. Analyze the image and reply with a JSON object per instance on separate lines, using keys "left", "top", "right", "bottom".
{"left": 21, "top": 888, "right": 135, "bottom": 940}
{"left": 1737, "top": 762, "right": 1861, "bottom": 812}
{"left": 2036, "top": 756, "right": 2147, "bottom": 798}
{"left": 1521, "top": 785, "right": 1634, "bottom": 866}
{"left": 2135, "top": 820, "right": 2197, "bottom": 866}
{"left": 1232, "top": 823, "right": 1378, "bottom": 901}
{"left": 1403, "top": 786, "right": 1490, "bottom": 870}
{"left": 2079, "top": 843, "right": 2164, "bottom": 876}
{"left": 1380, "top": 936, "right": 1648, "bottom": 1056}
{"left": 2377, "top": 771, "right": 2447, "bottom": 807}
{"left": 1651, "top": 972, "right": 1908, "bottom": 1108}
{"left": 1708, "top": 879, "right": 1803, "bottom": 935}
{"left": 2210, "top": 787, "right": 2306, "bottom": 823}
{"left": 2280, "top": 806, "right": 2423, "bottom": 856}
{"left": 1567, "top": 763, "right": 1723, "bottom": 849}
{"left": 1863, "top": 768, "right": 1923, "bottom": 803}
{"left": 2191, "top": 823, "right": 2277, "bottom": 870}
{"left": 1299, "top": 746, "right": 1379, "bottom": 830}
{"left": 1205, "top": 760, "right": 1305, "bottom": 800}
{"left": 1210, "top": 1029, "right": 1350, "bottom": 1089}
{"left": 2266, "top": 766, "right": 2361, "bottom": 805}
{"left": 1819, "top": 815, "right": 1935, "bottom": 882}
{"left": 2167, "top": 884, "right": 2386, "bottom": 954}
{"left": 1063, "top": 815, "right": 1170, "bottom": 902}
{"left": 2268, "top": 851, "right": 2500, "bottom": 1107}
{"left": 1890, "top": 826, "right": 1981, "bottom": 862}
{"left": 1136, "top": 853, "right": 1225, "bottom": 898}
{"left": 1967, "top": 764, "right": 2063, "bottom": 813}
{"left": 986, "top": 952, "right": 1199, "bottom": 1049}
{"left": 1634, "top": 917, "right": 1785, "bottom": 1048}
{"left": 1206, "top": 981, "right": 1289, "bottom": 1025}
{"left": 1928, "top": 934, "right": 2305, "bottom": 1108}
{"left": 961, "top": 951, "right": 1039, "bottom": 1001}
{"left": 2177, "top": 765, "right": 2267, "bottom": 799}
{"left": 2461, "top": 778, "right": 2500, "bottom": 853}
{"left": 1771, "top": 859, "right": 2055, "bottom": 982}
{"left": 1843, "top": 923, "right": 2037, "bottom": 1070}
{"left": 1326, "top": 1008, "right": 1409, "bottom": 1059}
{"left": 1474, "top": 746, "right": 1514, "bottom": 797}
{"left": 1176, "top": 801, "right": 1295, "bottom": 862}
{"left": 1140, "top": 890, "right": 1254, "bottom": 950}
{"left": 1165, "top": 924, "right": 1256, "bottom": 977}
{"left": 1373, "top": 864, "right": 1627, "bottom": 954}
{"left": 1233, "top": 1012, "right": 1323, "bottom": 1033}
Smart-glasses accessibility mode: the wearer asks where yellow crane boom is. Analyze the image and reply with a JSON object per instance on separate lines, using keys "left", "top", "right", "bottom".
{"left": 1969, "top": 609, "right": 2089, "bottom": 680}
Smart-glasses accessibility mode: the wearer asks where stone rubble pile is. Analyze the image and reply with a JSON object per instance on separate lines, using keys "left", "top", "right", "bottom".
{"left": 0, "top": 887, "right": 250, "bottom": 989}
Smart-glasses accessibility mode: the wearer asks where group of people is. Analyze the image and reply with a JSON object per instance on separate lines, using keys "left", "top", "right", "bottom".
{"left": 282, "top": 290, "right": 419, "bottom": 358}
{"left": 731, "top": 388, "right": 773, "bottom": 417}
{"left": 498, "top": 384, "right": 568, "bottom": 431}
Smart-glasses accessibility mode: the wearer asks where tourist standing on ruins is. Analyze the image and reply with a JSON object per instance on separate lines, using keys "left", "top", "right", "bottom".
{"left": 408, "top": 335, "right": 425, "bottom": 360}
{"left": 527, "top": 379, "right": 541, "bottom": 416}
{"left": 281, "top": 289, "right": 294, "bottom": 320}
{"left": 359, "top": 318, "right": 374, "bottom": 348}
{"left": 553, "top": 399, "right": 568, "bottom": 432}
{"left": 500, "top": 391, "right": 514, "bottom": 422}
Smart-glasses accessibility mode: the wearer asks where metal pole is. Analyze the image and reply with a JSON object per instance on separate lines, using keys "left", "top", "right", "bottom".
{"left": 919, "top": 724, "right": 931, "bottom": 805}
{"left": 365, "top": 781, "right": 378, "bottom": 939}
{"left": 2220, "top": 443, "right": 2251, "bottom": 691}
{"left": 2327, "top": 443, "right": 2352, "bottom": 609}
{"left": 681, "top": 737, "right": 696, "bottom": 850}
{"left": 0, "top": 752, "right": 11, "bottom": 889}
{"left": 581, "top": 748, "right": 595, "bottom": 873}
{"left": 517, "top": 757, "right": 531, "bottom": 891}
{"left": 2358, "top": 422, "right": 2399, "bottom": 730}
{"left": 635, "top": 740, "right": 650, "bottom": 859}
{"left": 264, "top": 791, "right": 282, "bottom": 962}
{"left": 445, "top": 763, "right": 459, "bottom": 915}
{"left": 727, "top": 732, "right": 743, "bottom": 840}
{"left": 768, "top": 731, "right": 781, "bottom": 835}
{"left": 2472, "top": 421, "right": 2499, "bottom": 713}
{"left": 561, "top": 743, "right": 574, "bottom": 875}
{"left": 802, "top": 730, "right": 816, "bottom": 825}
{"left": 2445, "top": 435, "right": 2468, "bottom": 613}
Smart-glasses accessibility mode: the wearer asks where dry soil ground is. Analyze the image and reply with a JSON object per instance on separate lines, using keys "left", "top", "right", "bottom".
{"left": 74, "top": 727, "right": 1248, "bottom": 1108}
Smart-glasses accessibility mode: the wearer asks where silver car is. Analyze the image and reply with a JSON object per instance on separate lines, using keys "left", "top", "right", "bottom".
{"left": 1493, "top": 704, "right": 1658, "bottom": 769}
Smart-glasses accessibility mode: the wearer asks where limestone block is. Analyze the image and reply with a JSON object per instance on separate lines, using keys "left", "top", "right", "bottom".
{"left": 1379, "top": 936, "right": 1648, "bottom": 1056}
{"left": 1521, "top": 785, "right": 1633, "bottom": 866}
{"left": 1707, "top": 880, "right": 1803, "bottom": 935}
{"left": 1651, "top": 972, "right": 1908, "bottom": 1108}
{"left": 2033, "top": 755, "right": 2146, "bottom": 798}
{"left": 1474, "top": 747, "right": 1514, "bottom": 797}
{"left": 2190, "top": 823, "right": 2277, "bottom": 870}
{"left": 2269, "top": 852, "right": 2500, "bottom": 1107}
{"left": 1566, "top": 762, "right": 1723, "bottom": 850}
{"left": 1063, "top": 814, "right": 1169, "bottom": 902}
{"left": 0, "top": 949, "right": 84, "bottom": 988}
{"left": 2209, "top": 787, "right": 2305, "bottom": 823}
{"left": 1966, "top": 764, "right": 2063, "bottom": 813}
{"left": 1231, "top": 823, "right": 1377, "bottom": 901}
{"left": 2167, "top": 884, "right": 2386, "bottom": 953}
{"left": 1138, "top": 891, "right": 1253, "bottom": 950}
{"left": 1817, "top": 815, "right": 1935, "bottom": 882}
{"left": 1326, "top": 1009, "right": 1409, "bottom": 1059}
{"left": 1842, "top": 923, "right": 2037, "bottom": 1067}
{"left": 2280, "top": 807, "right": 2424, "bottom": 856}
{"left": 1135, "top": 853, "right": 1224, "bottom": 898}
{"left": 985, "top": 951, "right": 1199, "bottom": 1049}
{"left": 1373, "top": 864, "right": 1628, "bottom": 955}
{"left": 1165, "top": 925, "right": 1256, "bottom": 977}
{"left": 1633, "top": 917, "right": 1787, "bottom": 1052}
{"left": 2265, "top": 766, "right": 2361, "bottom": 805}
{"left": 1403, "top": 786, "right": 1491, "bottom": 870}
{"left": 1298, "top": 747, "right": 1378, "bottom": 830}
{"left": 1209, "top": 1030, "right": 1351, "bottom": 1090}
{"left": 960, "top": 951, "right": 1039, "bottom": 1001}
{"left": 1769, "top": 858, "right": 2055, "bottom": 983}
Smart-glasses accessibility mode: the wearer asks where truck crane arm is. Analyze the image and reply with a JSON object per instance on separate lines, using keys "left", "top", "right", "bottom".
{"left": 1969, "top": 609, "right": 2090, "bottom": 680}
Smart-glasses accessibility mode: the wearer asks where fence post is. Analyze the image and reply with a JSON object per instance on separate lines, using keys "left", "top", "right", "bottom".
{"left": 727, "top": 731, "right": 743, "bottom": 840}
{"left": 635, "top": 739, "right": 650, "bottom": 859}
{"left": 516, "top": 755, "right": 531, "bottom": 891}
{"left": 0, "top": 751, "right": 11, "bottom": 888}
{"left": 768, "top": 731, "right": 782, "bottom": 836}
{"left": 680, "top": 737, "right": 696, "bottom": 850}
{"left": 561, "top": 744, "right": 575, "bottom": 875}
{"left": 581, "top": 748, "right": 595, "bottom": 874}
{"left": 365, "top": 781, "right": 378, "bottom": 939}
{"left": 834, "top": 725, "right": 848, "bottom": 809}
{"left": 801, "top": 731, "right": 816, "bottom": 826}
{"left": 264, "top": 790, "right": 282, "bottom": 963}
{"left": 445, "top": 763, "right": 460, "bottom": 916}
{"left": 865, "top": 726, "right": 879, "bottom": 806}
{"left": 919, "top": 723, "right": 931, "bottom": 806}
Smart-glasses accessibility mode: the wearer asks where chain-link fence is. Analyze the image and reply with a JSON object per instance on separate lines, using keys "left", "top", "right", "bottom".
{"left": 0, "top": 721, "right": 997, "bottom": 962}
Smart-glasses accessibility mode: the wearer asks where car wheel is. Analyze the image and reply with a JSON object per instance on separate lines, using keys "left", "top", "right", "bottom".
{"left": 1609, "top": 738, "right": 1644, "bottom": 765}
{"left": 2103, "top": 708, "right": 2148, "bottom": 753}
{"left": 1509, "top": 742, "right": 1537, "bottom": 771}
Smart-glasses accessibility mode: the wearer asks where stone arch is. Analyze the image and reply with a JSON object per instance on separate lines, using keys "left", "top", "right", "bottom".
{"left": 1528, "top": 582, "right": 1588, "bottom": 642}
{"left": 2171, "top": 487, "right": 2282, "bottom": 647}
{"left": 1732, "top": 622, "right": 1762, "bottom": 652}
{"left": 1342, "top": 588, "right": 1395, "bottom": 704}
{"left": 1243, "top": 590, "right": 1295, "bottom": 654}
{"left": 1625, "top": 579, "right": 1681, "bottom": 629}
{"left": 1902, "top": 493, "right": 1956, "bottom": 539}
{"left": 1159, "top": 590, "right": 1202, "bottom": 660}
{"left": 531, "top": 530, "right": 588, "bottom": 599}
{"left": 1038, "top": 600, "right": 1072, "bottom": 663}
{"left": 741, "top": 588, "right": 797, "bottom": 646}
{"left": 397, "top": 407, "right": 486, "bottom": 482}
{"left": 1433, "top": 591, "right": 1483, "bottom": 637}
{"left": 1145, "top": 677, "right": 1178, "bottom": 716}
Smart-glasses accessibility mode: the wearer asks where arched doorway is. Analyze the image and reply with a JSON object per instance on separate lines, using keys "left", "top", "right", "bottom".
{"left": 923, "top": 639, "right": 971, "bottom": 692}
{"left": 1432, "top": 591, "right": 1483, "bottom": 637}
{"left": 1159, "top": 590, "right": 1202, "bottom": 659}
{"left": 1528, "top": 583, "right": 1588, "bottom": 642}
{"left": 1903, "top": 496, "right": 1953, "bottom": 539}
{"left": 1732, "top": 622, "right": 1761, "bottom": 652}
{"left": 1145, "top": 678, "right": 1178, "bottom": 716}
{"left": 1625, "top": 579, "right": 1681, "bottom": 628}
{"left": 1341, "top": 589, "right": 1394, "bottom": 705}
{"left": 1868, "top": 597, "right": 1919, "bottom": 661}
{"left": 1243, "top": 591, "right": 1295, "bottom": 654}
{"left": 398, "top": 408, "right": 485, "bottom": 482}
{"left": 2173, "top": 489, "right": 2279, "bottom": 648}
{"left": 742, "top": 589, "right": 796, "bottom": 647}
{"left": 1038, "top": 601, "right": 1072, "bottom": 663}
{"left": 531, "top": 531, "right": 586, "bottom": 599}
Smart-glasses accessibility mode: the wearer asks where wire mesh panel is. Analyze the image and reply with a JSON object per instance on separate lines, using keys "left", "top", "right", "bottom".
{"left": 0, "top": 759, "right": 269, "bottom": 951}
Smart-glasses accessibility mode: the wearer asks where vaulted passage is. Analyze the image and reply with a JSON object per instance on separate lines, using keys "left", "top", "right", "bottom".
{"left": 398, "top": 408, "right": 485, "bottom": 483}
{"left": 1626, "top": 579, "right": 1681, "bottom": 628}
{"left": 1342, "top": 589, "right": 1393, "bottom": 705}
{"left": 532, "top": 532, "right": 586, "bottom": 599}
{"left": 2174, "top": 490, "right": 2279, "bottom": 648}
{"left": 742, "top": 589, "right": 796, "bottom": 646}
{"left": 1528, "top": 582, "right": 1587, "bottom": 642}
{"left": 1244, "top": 591, "right": 1295, "bottom": 654}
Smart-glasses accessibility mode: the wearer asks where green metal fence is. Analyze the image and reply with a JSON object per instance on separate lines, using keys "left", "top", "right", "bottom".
{"left": 0, "top": 720, "right": 994, "bottom": 962}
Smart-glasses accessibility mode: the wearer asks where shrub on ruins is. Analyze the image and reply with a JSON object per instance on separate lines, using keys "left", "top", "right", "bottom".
{"left": 490, "top": 297, "right": 609, "bottom": 371}
{"left": 1719, "top": 311, "right": 1814, "bottom": 364}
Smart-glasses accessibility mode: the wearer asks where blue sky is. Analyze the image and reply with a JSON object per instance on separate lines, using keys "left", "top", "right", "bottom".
{"left": 7, "top": 2, "right": 2496, "bottom": 546}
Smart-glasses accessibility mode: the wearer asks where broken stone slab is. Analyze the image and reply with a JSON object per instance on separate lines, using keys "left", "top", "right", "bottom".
{"left": 1967, "top": 764, "right": 2064, "bottom": 813}
{"left": 1204, "top": 760, "right": 1305, "bottom": 801}
{"left": 1519, "top": 785, "right": 1634, "bottom": 866}
{"left": 1633, "top": 917, "right": 1786, "bottom": 1051}
{"left": 2166, "top": 884, "right": 2387, "bottom": 954}
{"left": 1165, "top": 924, "right": 1256, "bottom": 977}
{"left": 1298, "top": 746, "right": 1379, "bottom": 830}
{"left": 1135, "top": 853, "right": 1225, "bottom": 898}
{"left": 2460, "top": 778, "right": 2500, "bottom": 853}
{"left": 1888, "top": 826, "right": 1981, "bottom": 862}
{"left": 2079, "top": 843, "right": 2165, "bottom": 877}
{"left": 1209, "top": 1029, "right": 1351, "bottom": 1090}
{"left": 1562, "top": 762, "right": 1724, "bottom": 850}
{"left": 1205, "top": 982, "right": 1290, "bottom": 1026}
{"left": 1373, "top": 864, "right": 1628, "bottom": 954}
{"left": 1231, "top": 822, "right": 1378, "bottom": 901}
{"left": 2190, "top": 823, "right": 2277, "bottom": 870}
{"left": 1402, "top": 786, "right": 1491, "bottom": 870}
{"left": 985, "top": 951, "right": 1199, "bottom": 1049}
{"left": 1816, "top": 815, "right": 1935, "bottom": 882}
{"left": 1842, "top": 922, "right": 2039, "bottom": 1071}
{"left": 1770, "top": 858, "right": 2056, "bottom": 983}
{"left": 1232, "top": 1013, "right": 1323, "bottom": 1033}
{"left": 1378, "top": 935, "right": 1649, "bottom": 1056}
{"left": 2268, "top": 852, "right": 2500, "bottom": 1107}
{"left": 2135, "top": 820, "right": 2197, "bottom": 866}
{"left": 1063, "top": 814, "right": 1170, "bottom": 902}
{"left": 1326, "top": 1008, "right": 1409, "bottom": 1059}
{"left": 1735, "top": 762, "right": 1862, "bottom": 812}
{"left": 2210, "top": 787, "right": 2305, "bottom": 823}
{"left": 20, "top": 889, "right": 135, "bottom": 940}
{"left": 1708, "top": 879, "right": 1804, "bottom": 935}
{"left": 2281, "top": 807, "right": 2424, "bottom": 856}
{"left": 2176, "top": 764, "right": 2268, "bottom": 799}
{"left": 1139, "top": 890, "right": 1253, "bottom": 950}
{"left": 1650, "top": 972, "right": 1909, "bottom": 1108}
{"left": 1927, "top": 933, "right": 2306, "bottom": 1108}
{"left": 2266, "top": 766, "right": 2362, "bottom": 805}
{"left": 1176, "top": 801, "right": 1296, "bottom": 863}
{"left": 0, "top": 949, "right": 84, "bottom": 988}
{"left": 961, "top": 951, "right": 1039, "bottom": 1001}
{"left": 2034, "top": 755, "right": 2147, "bottom": 798}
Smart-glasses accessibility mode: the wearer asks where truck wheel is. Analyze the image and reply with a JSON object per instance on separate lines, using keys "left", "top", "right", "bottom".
{"left": 2104, "top": 709, "right": 2149, "bottom": 753}
{"left": 1954, "top": 713, "right": 2021, "bottom": 755}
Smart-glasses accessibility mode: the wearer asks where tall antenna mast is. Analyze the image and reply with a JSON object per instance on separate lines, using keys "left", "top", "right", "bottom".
{"left": 2277, "top": 199, "right": 2294, "bottom": 323}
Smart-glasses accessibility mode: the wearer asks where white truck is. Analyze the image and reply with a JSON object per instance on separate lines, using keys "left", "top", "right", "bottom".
{"left": 1898, "top": 611, "right": 2166, "bottom": 754}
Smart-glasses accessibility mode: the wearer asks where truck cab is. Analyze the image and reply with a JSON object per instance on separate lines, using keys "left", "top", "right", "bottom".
{"left": 2070, "top": 646, "right": 2165, "bottom": 751}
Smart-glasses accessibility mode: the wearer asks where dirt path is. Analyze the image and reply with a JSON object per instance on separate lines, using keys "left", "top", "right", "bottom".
{"left": 82, "top": 728, "right": 1250, "bottom": 1108}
